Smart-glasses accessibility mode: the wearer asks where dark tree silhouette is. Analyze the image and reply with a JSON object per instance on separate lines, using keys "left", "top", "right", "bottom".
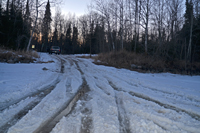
{"left": 42, "top": 0, "right": 52, "bottom": 51}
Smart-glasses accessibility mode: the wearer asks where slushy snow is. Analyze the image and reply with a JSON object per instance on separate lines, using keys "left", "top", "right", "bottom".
{"left": 0, "top": 53, "right": 199, "bottom": 133}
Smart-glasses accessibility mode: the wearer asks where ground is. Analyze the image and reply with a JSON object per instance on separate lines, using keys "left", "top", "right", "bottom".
{"left": 0, "top": 53, "right": 200, "bottom": 133}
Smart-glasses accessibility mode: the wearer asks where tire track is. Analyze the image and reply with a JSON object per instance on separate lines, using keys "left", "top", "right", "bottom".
{"left": 0, "top": 58, "right": 64, "bottom": 112}
{"left": 34, "top": 80, "right": 88, "bottom": 133}
{"left": 34, "top": 59, "right": 92, "bottom": 133}
{"left": 0, "top": 58, "right": 65, "bottom": 133}
{"left": 115, "top": 92, "right": 131, "bottom": 133}
{"left": 106, "top": 72, "right": 200, "bottom": 106}
{"left": 79, "top": 86, "right": 93, "bottom": 133}
{"left": 0, "top": 85, "right": 57, "bottom": 133}
{"left": 109, "top": 81, "right": 200, "bottom": 121}
{"left": 93, "top": 62, "right": 200, "bottom": 107}
{"left": 68, "top": 58, "right": 93, "bottom": 133}
{"left": 125, "top": 79, "right": 200, "bottom": 107}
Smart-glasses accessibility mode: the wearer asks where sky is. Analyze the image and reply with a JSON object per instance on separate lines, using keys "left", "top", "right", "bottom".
{"left": 59, "top": 0, "right": 92, "bottom": 16}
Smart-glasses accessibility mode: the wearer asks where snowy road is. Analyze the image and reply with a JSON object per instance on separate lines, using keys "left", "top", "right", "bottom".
{"left": 0, "top": 54, "right": 200, "bottom": 133}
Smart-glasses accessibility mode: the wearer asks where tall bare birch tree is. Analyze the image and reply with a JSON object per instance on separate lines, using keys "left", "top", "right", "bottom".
{"left": 94, "top": 0, "right": 115, "bottom": 51}
{"left": 143, "top": 0, "right": 151, "bottom": 53}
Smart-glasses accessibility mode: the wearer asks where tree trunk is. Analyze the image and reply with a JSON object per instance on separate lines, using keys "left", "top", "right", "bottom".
{"left": 108, "top": 20, "right": 115, "bottom": 51}
{"left": 26, "top": 0, "right": 38, "bottom": 52}
{"left": 144, "top": 0, "right": 149, "bottom": 53}
{"left": 187, "top": 11, "right": 193, "bottom": 62}
{"left": 145, "top": 23, "right": 148, "bottom": 53}
{"left": 120, "top": 1, "right": 124, "bottom": 50}
{"left": 134, "top": 0, "right": 138, "bottom": 53}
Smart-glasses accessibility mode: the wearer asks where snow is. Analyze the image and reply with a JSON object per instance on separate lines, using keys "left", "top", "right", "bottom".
{"left": 0, "top": 53, "right": 200, "bottom": 133}
{"left": 0, "top": 97, "right": 37, "bottom": 127}
{"left": 0, "top": 53, "right": 59, "bottom": 110}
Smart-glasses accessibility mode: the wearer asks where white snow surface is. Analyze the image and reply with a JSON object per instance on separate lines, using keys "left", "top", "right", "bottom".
{"left": 0, "top": 53, "right": 200, "bottom": 133}
{"left": 0, "top": 53, "right": 59, "bottom": 108}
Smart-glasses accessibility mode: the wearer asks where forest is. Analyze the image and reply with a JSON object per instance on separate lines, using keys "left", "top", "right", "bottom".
{"left": 0, "top": 0, "right": 200, "bottom": 72}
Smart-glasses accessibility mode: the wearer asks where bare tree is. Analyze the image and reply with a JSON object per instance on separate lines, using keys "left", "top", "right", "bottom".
{"left": 117, "top": 0, "right": 125, "bottom": 49}
{"left": 138, "top": 0, "right": 153, "bottom": 53}
{"left": 26, "top": 0, "right": 38, "bottom": 52}
{"left": 188, "top": 2, "right": 193, "bottom": 61}
{"left": 93, "top": 0, "right": 115, "bottom": 51}
{"left": 134, "top": 0, "right": 139, "bottom": 52}
{"left": 151, "top": 0, "right": 167, "bottom": 54}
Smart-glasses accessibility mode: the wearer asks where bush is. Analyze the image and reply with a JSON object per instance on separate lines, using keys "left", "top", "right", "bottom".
{"left": 0, "top": 48, "right": 40, "bottom": 63}
{"left": 94, "top": 50, "right": 200, "bottom": 75}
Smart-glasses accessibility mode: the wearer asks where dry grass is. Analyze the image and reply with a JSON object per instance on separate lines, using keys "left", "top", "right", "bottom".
{"left": 94, "top": 50, "right": 200, "bottom": 75}
{"left": 77, "top": 55, "right": 91, "bottom": 59}
{"left": 0, "top": 48, "right": 40, "bottom": 63}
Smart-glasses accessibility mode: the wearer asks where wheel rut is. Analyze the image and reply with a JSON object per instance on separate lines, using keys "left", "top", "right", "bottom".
{"left": 34, "top": 60, "right": 92, "bottom": 133}
{"left": 109, "top": 81, "right": 200, "bottom": 121}
{"left": 0, "top": 84, "right": 58, "bottom": 133}
{"left": 79, "top": 86, "right": 93, "bottom": 133}
{"left": 0, "top": 58, "right": 65, "bottom": 112}
{"left": 115, "top": 92, "right": 131, "bottom": 133}
{"left": 0, "top": 58, "right": 65, "bottom": 133}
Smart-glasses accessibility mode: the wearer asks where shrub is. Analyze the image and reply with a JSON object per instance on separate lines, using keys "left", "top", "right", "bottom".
{"left": 0, "top": 48, "right": 40, "bottom": 63}
{"left": 94, "top": 50, "right": 200, "bottom": 75}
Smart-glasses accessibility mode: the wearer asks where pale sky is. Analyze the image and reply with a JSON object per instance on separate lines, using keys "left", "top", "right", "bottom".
{"left": 60, "top": 0, "right": 92, "bottom": 16}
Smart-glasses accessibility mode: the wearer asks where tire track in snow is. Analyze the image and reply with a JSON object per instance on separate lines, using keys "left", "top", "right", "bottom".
{"left": 109, "top": 81, "right": 200, "bottom": 121}
{"left": 74, "top": 59, "right": 93, "bottom": 133}
{"left": 34, "top": 78, "right": 89, "bottom": 133}
{"left": 124, "top": 79, "right": 200, "bottom": 107}
{"left": 78, "top": 58, "right": 170, "bottom": 131}
{"left": 79, "top": 87, "right": 93, "bottom": 133}
{"left": 34, "top": 59, "right": 92, "bottom": 133}
{"left": 0, "top": 85, "right": 57, "bottom": 133}
{"left": 0, "top": 58, "right": 65, "bottom": 133}
{"left": 0, "top": 58, "right": 65, "bottom": 112}
{"left": 106, "top": 71, "right": 200, "bottom": 108}
{"left": 110, "top": 82, "right": 172, "bottom": 132}
{"left": 0, "top": 78, "right": 60, "bottom": 112}
{"left": 115, "top": 92, "right": 131, "bottom": 133}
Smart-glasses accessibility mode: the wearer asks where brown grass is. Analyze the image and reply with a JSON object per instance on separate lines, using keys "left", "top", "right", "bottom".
{"left": 0, "top": 48, "right": 40, "bottom": 63}
{"left": 93, "top": 50, "right": 200, "bottom": 75}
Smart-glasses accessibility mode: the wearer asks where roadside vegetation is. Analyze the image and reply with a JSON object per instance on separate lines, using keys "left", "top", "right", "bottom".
{"left": 94, "top": 50, "right": 200, "bottom": 75}
{"left": 0, "top": 48, "right": 39, "bottom": 63}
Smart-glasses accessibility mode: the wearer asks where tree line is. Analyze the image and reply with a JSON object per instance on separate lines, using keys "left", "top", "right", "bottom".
{"left": 0, "top": 0, "right": 200, "bottom": 63}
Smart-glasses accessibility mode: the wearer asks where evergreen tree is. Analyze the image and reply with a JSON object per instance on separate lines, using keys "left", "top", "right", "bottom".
{"left": 0, "top": 4, "right": 7, "bottom": 46}
{"left": 65, "top": 23, "right": 72, "bottom": 53}
{"left": 24, "top": 0, "right": 31, "bottom": 37}
{"left": 52, "top": 27, "right": 58, "bottom": 46}
{"left": 184, "top": 0, "right": 193, "bottom": 27}
{"left": 15, "top": 6, "right": 24, "bottom": 49}
{"left": 42, "top": 0, "right": 52, "bottom": 51}
{"left": 72, "top": 25, "right": 78, "bottom": 53}
{"left": 182, "top": 0, "right": 194, "bottom": 41}
{"left": 6, "top": 0, "right": 9, "bottom": 15}
{"left": 6, "top": 0, "right": 24, "bottom": 49}
{"left": 0, "top": 3, "right": 2, "bottom": 35}
{"left": 0, "top": 2, "right": 2, "bottom": 19}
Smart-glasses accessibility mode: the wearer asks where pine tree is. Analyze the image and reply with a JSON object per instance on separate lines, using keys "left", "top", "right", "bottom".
{"left": 42, "top": 0, "right": 52, "bottom": 51}
{"left": 65, "top": 23, "right": 72, "bottom": 53}
{"left": 0, "top": 3, "right": 2, "bottom": 33}
{"left": 72, "top": 25, "right": 78, "bottom": 53}
{"left": 0, "top": 3, "right": 3, "bottom": 46}
{"left": 7, "top": 0, "right": 24, "bottom": 49}
{"left": 52, "top": 27, "right": 58, "bottom": 46}
{"left": 184, "top": 0, "right": 193, "bottom": 27}
{"left": 180, "top": 0, "right": 194, "bottom": 66}
{"left": 24, "top": 0, "right": 31, "bottom": 36}
{"left": 6, "top": 0, "right": 9, "bottom": 15}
